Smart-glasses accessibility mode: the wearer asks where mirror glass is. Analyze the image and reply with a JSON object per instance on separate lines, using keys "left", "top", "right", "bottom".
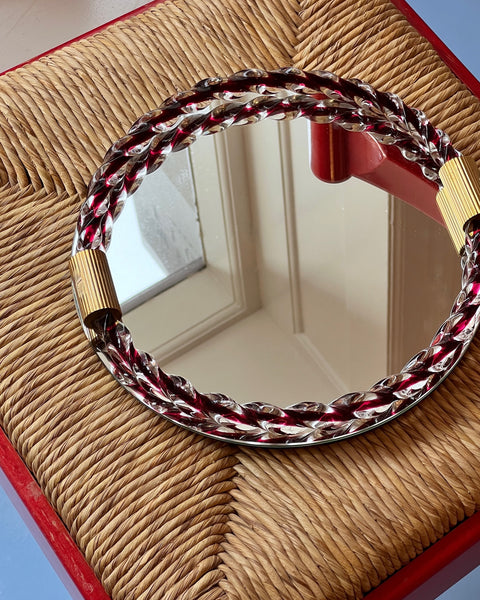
{"left": 109, "top": 119, "right": 460, "bottom": 408}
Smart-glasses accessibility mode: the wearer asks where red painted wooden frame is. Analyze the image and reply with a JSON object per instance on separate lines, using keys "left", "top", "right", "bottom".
{"left": 0, "top": 426, "right": 110, "bottom": 600}
{"left": 1, "top": 1, "right": 479, "bottom": 599}
{"left": 310, "top": 5, "right": 480, "bottom": 598}
{"left": 366, "top": 511, "right": 480, "bottom": 599}
{"left": 391, "top": 0, "right": 480, "bottom": 100}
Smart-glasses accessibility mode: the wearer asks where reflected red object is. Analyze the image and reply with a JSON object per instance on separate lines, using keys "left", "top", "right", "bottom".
{"left": 310, "top": 122, "right": 443, "bottom": 224}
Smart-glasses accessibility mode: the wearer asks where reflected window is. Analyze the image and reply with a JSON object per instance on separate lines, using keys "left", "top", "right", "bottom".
{"left": 108, "top": 150, "right": 205, "bottom": 313}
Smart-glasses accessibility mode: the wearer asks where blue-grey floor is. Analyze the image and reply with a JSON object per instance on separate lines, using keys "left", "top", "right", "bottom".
{"left": 438, "top": 567, "right": 480, "bottom": 599}
{"left": 408, "top": 0, "right": 480, "bottom": 85}
{"left": 0, "top": 473, "right": 72, "bottom": 599}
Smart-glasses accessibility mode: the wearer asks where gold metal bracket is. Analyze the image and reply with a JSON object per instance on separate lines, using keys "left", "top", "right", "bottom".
{"left": 437, "top": 156, "right": 480, "bottom": 253}
{"left": 69, "top": 249, "right": 122, "bottom": 329}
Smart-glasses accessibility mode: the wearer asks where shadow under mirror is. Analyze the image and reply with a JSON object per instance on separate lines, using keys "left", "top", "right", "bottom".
{"left": 108, "top": 119, "right": 460, "bottom": 409}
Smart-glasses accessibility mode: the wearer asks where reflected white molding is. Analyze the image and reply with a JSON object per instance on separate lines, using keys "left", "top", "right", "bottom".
{"left": 277, "top": 122, "right": 349, "bottom": 393}
{"left": 387, "top": 195, "right": 460, "bottom": 374}
{"left": 124, "top": 128, "right": 260, "bottom": 362}
{"left": 277, "top": 121, "right": 304, "bottom": 334}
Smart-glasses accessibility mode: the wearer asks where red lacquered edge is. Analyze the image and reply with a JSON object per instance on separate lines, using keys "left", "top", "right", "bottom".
{"left": 391, "top": 0, "right": 480, "bottom": 100}
{"left": 1, "top": 1, "right": 478, "bottom": 597}
{"left": 0, "top": 426, "right": 110, "bottom": 600}
{"left": 0, "top": 0, "right": 165, "bottom": 77}
{"left": 365, "top": 511, "right": 480, "bottom": 600}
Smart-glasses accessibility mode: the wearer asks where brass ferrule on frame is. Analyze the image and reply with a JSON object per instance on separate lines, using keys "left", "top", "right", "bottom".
{"left": 69, "top": 249, "right": 122, "bottom": 329}
{"left": 437, "top": 156, "right": 480, "bottom": 253}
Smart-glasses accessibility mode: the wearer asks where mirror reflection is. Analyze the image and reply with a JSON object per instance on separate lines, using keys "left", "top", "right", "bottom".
{"left": 109, "top": 119, "right": 460, "bottom": 408}
{"left": 109, "top": 148, "right": 204, "bottom": 313}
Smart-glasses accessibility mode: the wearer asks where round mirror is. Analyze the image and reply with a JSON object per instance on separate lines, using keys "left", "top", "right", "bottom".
{"left": 108, "top": 119, "right": 460, "bottom": 408}
{"left": 71, "top": 69, "right": 480, "bottom": 446}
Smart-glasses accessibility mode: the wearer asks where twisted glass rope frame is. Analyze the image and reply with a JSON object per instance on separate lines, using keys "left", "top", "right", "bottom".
{"left": 72, "top": 68, "right": 480, "bottom": 447}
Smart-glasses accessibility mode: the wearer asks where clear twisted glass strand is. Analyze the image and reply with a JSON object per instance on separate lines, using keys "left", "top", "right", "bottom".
{"left": 73, "top": 68, "right": 478, "bottom": 447}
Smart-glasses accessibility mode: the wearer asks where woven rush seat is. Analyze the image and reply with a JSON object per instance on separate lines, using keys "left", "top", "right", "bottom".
{"left": 1, "top": 1, "right": 480, "bottom": 598}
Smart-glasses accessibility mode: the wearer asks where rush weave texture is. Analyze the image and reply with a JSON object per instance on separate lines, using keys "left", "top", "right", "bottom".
{"left": 0, "top": 1, "right": 479, "bottom": 599}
